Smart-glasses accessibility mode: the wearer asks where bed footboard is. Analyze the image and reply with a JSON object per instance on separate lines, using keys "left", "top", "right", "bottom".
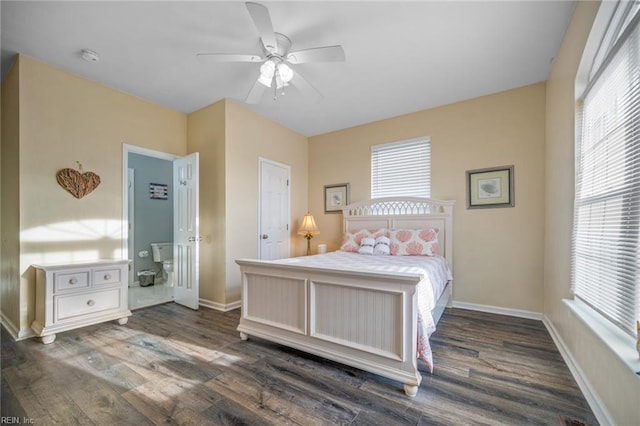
{"left": 236, "top": 259, "right": 424, "bottom": 396}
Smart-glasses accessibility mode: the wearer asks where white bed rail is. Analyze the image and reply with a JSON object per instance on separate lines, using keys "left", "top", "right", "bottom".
{"left": 235, "top": 258, "right": 424, "bottom": 395}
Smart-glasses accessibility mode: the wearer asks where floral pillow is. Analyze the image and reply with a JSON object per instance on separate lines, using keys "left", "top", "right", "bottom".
{"left": 340, "top": 228, "right": 389, "bottom": 252}
{"left": 389, "top": 228, "right": 439, "bottom": 256}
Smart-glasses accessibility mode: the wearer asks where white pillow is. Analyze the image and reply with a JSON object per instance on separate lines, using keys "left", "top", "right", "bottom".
{"left": 374, "top": 236, "right": 390, "bottom": 255}
{"left": 358, "top": 237, "right": 375, "bottom": 255}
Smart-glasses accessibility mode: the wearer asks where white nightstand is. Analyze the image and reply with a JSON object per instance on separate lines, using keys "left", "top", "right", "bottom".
{"left": 31, "top": 260, "right": 132, "bottom": 344}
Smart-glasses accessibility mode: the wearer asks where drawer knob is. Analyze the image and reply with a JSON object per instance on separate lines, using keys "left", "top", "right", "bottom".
{"left": 69, "top": 278, "right": 78, "bottom": 284}
{"left": 104, "top": 274, "right": 111, "bottom": 280}
{"left": 87, "top": 300, "right": 95, "bottom": 307}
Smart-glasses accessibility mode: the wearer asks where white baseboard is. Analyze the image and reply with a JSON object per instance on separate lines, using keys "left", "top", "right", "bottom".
{"left": 0, "top": 311, "right": 36, "bottom": 341}
{"left": 0, "top": 311, "right": 20, "bottom": 340}
{"left": 199, "top": 298, "right": 241, "bottom": 312}
{"left": 451, "top": 301, "right": 543, "bottom": 320}
{"left": 542, "top": 315, "right": 613, "bottom": 426}
{"left": 18, "top": 327, "right": 36, "bottom": 340}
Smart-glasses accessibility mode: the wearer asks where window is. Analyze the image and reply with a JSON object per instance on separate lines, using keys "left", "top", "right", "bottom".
{"left": 572, "top": 6, "right": 639, "bottom": 337}
{"left": 371, "top": 137, "right": 431, "bottom": 199}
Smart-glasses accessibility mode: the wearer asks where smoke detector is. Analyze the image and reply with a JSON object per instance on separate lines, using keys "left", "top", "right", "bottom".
{"left": 81, "top": 49, "right": 99, "bottom": 62}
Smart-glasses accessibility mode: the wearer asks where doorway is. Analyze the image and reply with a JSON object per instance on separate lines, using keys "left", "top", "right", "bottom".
{"left": 258, "top": 158, "right": 291, "bottom": 260}
{"left": 122, "top": 145, "right": 200, "bottom": 310}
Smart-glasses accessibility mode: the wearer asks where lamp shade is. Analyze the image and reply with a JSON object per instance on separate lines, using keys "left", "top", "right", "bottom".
{"left": 277, "top": 63, "right": 294, "bottom": 84}
{"left": 297, "top": 212, "right": 319, "bottom": 236}
{"left": 258, "top": 60, "right": 275, "bottom": 87}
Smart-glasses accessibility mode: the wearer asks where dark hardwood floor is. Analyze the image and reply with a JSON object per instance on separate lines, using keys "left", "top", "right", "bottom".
{"left": 1, "top": 304, "right": 598, "bottom": 425}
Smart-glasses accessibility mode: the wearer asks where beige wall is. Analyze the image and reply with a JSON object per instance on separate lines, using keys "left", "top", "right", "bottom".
{"left": 544, "top": 1, "right": 638, "bottom": 423}
{"left": 186, "top": 99, "right": 309, "bottom": 306}
{"left": 6, "top": 55, "right": 187, "bottom": 334}
{"left": 225, "top": 100, "right": 308, "bottom": 302}
{"left": 186, "top": 100, "right": 226, "bottom": 304}
{"left": 1, "top": 54, "right": 308, "bottom": 326}
{"left": 1, "top": 57, "right": 21, "bottom": 333}
{"left": 309, "top": 83, "right": 546, "bottom": 313}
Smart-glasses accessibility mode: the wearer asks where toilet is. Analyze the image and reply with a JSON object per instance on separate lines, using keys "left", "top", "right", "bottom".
{"left": 150, "top": 242, "right": 173, "bottom": 285}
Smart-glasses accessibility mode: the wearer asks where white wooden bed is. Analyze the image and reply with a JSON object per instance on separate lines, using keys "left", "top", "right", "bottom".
{"left": 235, "top": 197, "right": 454, "bottom": 396}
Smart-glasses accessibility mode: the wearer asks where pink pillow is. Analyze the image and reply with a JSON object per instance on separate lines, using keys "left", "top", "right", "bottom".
{"left": 340, "top": 228, "right": 389, "bottom": 252}
{"left": 389, "top": 228, "right": 439, "bottom": 256}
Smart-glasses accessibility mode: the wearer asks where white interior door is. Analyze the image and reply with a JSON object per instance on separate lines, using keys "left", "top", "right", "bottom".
{"left": 259, "top": 158, "right": 290, "bottom": 260}
{"left": 173, "top": 153, "right": 200, "bottom": 309}
{"left": 127, "top": 168, "right": 135, "bottom": 286}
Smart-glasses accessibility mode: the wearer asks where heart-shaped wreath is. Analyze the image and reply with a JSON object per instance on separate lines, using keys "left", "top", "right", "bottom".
{"left": 56, "top": 162, "right": 101, "bottom": 199}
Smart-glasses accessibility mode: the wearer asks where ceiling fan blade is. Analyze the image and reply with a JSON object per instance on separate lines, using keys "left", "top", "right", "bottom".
{"left": 286, "top": 45, "right": 346, "bottom": 64}
{"left": 290, "top": 70, "right": 323, "bottom": 101}
{"left": 245, "top": 77, "right": 267, "bottom": 104}
{"left": 245, "top": 2, "right": 278, "bottom": 53}
{"left": 196, "top": 53, "right": 263, "bottom": 63}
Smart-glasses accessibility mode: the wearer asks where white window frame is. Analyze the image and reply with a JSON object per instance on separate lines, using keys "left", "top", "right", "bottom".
{"left": 568, "top": 1, "right": 640, "bottom": 373}
{"left": 370, "top": 137, "right": 431, "bottom": 199}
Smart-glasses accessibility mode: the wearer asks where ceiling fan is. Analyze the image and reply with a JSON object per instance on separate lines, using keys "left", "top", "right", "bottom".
{"left": 197, "top": 2, "right": 346, "bottom": 104}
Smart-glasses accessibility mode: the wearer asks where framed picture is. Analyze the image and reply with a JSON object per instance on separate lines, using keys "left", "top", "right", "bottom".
{"left": 324, "top": 183, "right": 350, "bottom": 213}
{"left": 466, "top": 165, "right": 514, "bottom": 209}
{"left": 149, "top": 183, "right": 168, "bottom": 200}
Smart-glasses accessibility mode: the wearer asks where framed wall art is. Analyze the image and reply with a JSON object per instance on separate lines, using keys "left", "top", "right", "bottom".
{"left": 324, "top": 183, "right": 350, "bottom": 213}
{"left": 466, "top": 165, "right": 514, "bottom": 209}
{"left": 149, "top": 182, "right": 168, "bottom": 200}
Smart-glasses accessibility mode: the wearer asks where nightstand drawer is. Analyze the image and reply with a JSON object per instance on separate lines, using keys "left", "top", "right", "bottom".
{"left": 93, "top": 268, "right": 122, "bottom": 286}
{"left": 55, "top": 288, "right": 121, "bottom": 321}
{"left": 54, "top": 271, "right": 90, "bottom": 292}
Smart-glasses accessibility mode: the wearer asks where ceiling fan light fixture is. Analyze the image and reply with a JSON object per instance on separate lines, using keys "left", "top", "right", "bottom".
{"left": 277, "top": 62, "right": 294, "bottom": 84}
{"left": 275, "top": 73, "right": 289, "bottom": 90}
{"left": 197, "top": 2, "right": 344, "bottom": 104}
{"left": 258, "top": 74, "right": 273, "bottom": 87}
{"left": 258, "top": 60, "right": 275, "bottom": 87}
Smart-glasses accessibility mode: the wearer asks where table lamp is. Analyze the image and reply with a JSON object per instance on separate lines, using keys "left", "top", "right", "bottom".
{"left": 297, "top": 212, "right": 319, "bottom": 255}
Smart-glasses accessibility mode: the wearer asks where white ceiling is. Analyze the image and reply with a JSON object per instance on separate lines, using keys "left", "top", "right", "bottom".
{"left": 1, "top": 1, "right": 576, "bottom": 137}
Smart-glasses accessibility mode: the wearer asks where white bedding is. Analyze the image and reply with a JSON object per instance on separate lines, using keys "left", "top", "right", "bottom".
{"left": 274, "top": 251, "right": 453, "bottom": 371}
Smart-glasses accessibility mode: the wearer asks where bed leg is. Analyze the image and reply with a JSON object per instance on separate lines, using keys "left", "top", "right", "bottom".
{"left": 239, "top": 332, "right": 248, "bottom": 341}
{"left": 403, "top": 384, "right": 418, "bottom": 397}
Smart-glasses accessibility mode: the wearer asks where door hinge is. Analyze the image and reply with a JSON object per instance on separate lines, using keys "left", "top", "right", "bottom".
{"left": 286, "top": 224, "right": 289, "bottom": 230}
{"left": 287, "top": 179, "right": 289, "bottom": 186}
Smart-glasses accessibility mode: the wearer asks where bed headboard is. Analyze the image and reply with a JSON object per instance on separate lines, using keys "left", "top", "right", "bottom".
{"left": 341, "top": 197, "right": 455, "bottom": 265}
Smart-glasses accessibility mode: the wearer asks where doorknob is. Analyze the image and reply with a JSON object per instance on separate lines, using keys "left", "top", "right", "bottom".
{"left": 262, "top": 234, "right": 268, "bottom": 239}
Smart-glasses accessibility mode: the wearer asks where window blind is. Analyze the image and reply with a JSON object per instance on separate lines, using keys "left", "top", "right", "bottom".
{"left": 572, "top": 12, "right": 640, "bottom": 337}
{"left": 371, "top": 138, "right": 431, "bottom": 199}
